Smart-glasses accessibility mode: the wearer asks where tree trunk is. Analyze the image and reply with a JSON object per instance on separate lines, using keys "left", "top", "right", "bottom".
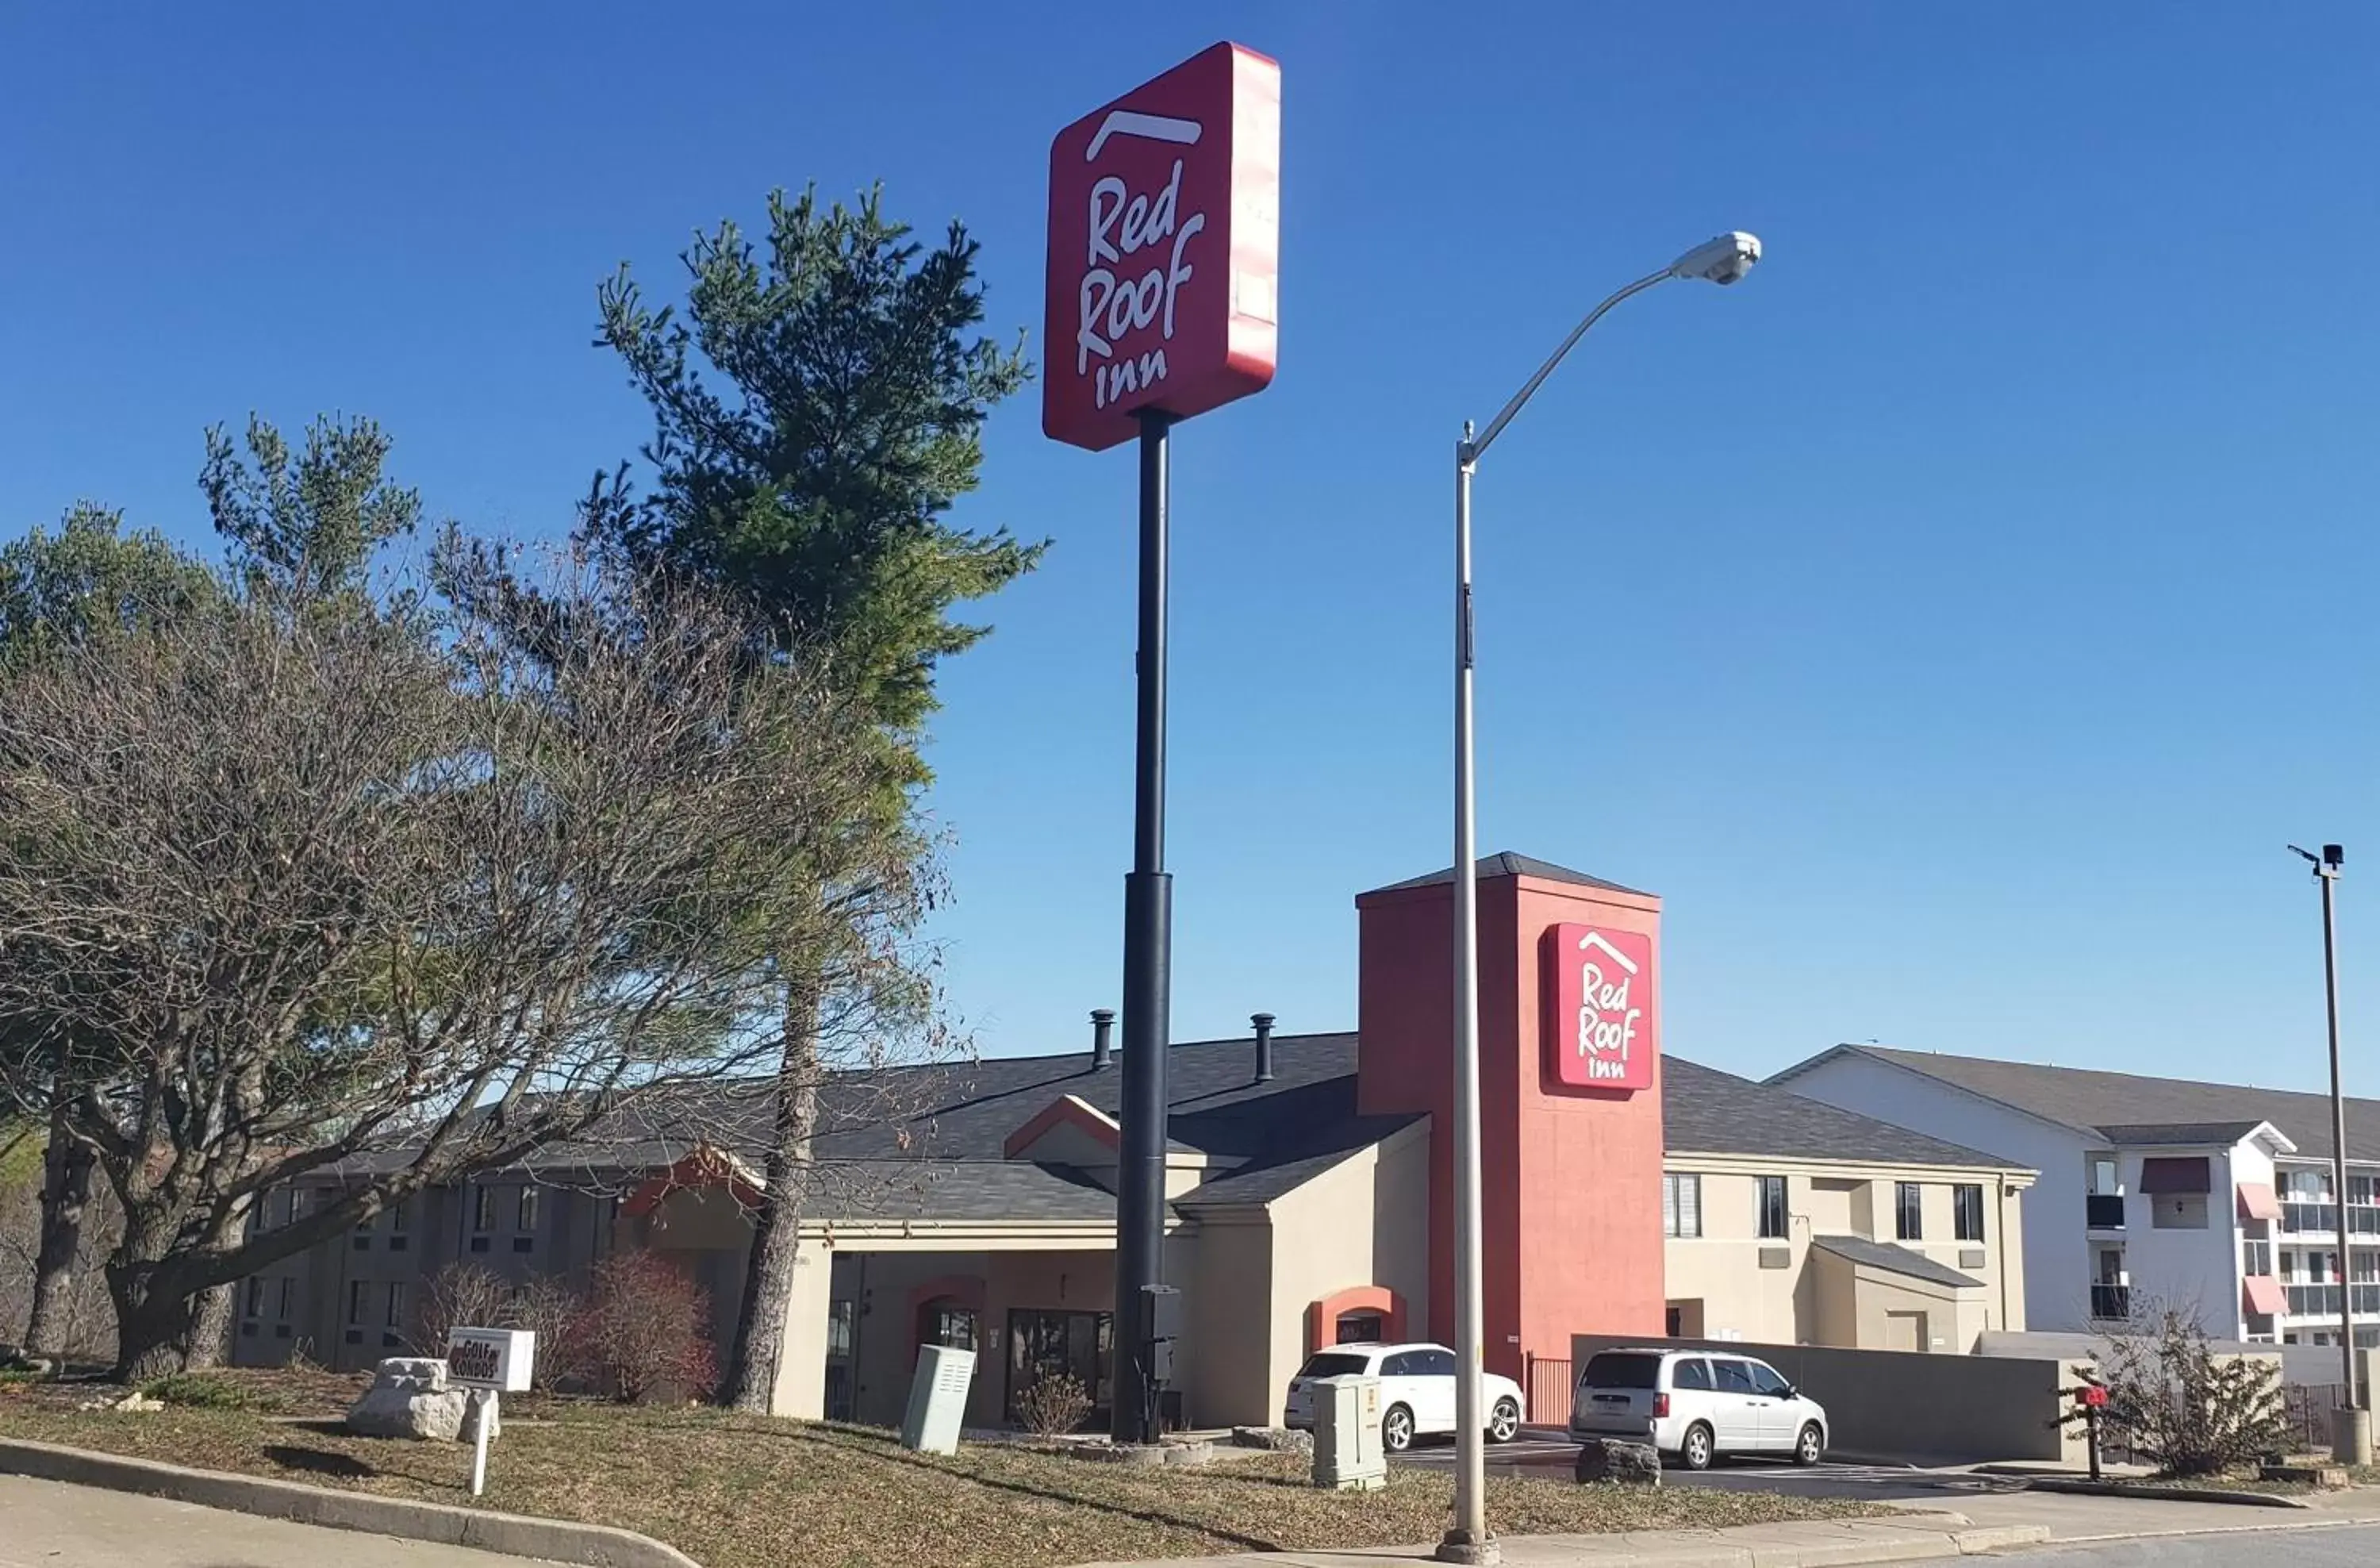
{"left": 22, "top": 1101, "right": 95, "bottom": 1361}
{"left": 106, "top": 1207, "right": 232, "bottom": 1382}
{"left": 184, "top": 1284, "right": 234, "bottom": 1370}
{"left": 719, "top": 970, "right": 821, "bottom": 1412}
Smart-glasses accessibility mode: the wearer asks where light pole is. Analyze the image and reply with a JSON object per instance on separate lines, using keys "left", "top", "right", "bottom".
{"left": 2290, "top": 842, "right": 2365, "bottom": 1462}
{"left": 1440, "top": 232, "right": 1761, "bottom": 1566}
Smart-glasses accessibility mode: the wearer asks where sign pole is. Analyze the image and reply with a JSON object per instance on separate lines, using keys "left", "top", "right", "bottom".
{"left": 1115, "top": 408, "right": 1174, "bottom": 1444}
{"left": 470, "top": 1389, "right": 497, "bottom": 1497}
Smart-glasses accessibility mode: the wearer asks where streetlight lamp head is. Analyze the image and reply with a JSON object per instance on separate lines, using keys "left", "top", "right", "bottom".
{"left": 1670, "top": 231, "right": 1763, "bottom": 286}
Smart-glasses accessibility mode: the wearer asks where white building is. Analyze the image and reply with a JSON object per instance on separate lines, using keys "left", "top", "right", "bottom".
{"left": 1772, "top": 1046, "right": 2380, "bottom": 1348}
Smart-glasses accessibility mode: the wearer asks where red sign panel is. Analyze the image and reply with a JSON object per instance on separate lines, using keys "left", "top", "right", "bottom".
{"left": 1545, "top": 924, "right": 1657, "bottom": 1092}
{"left": 1043, "top": 41, "right": 1280, "bottom": 452}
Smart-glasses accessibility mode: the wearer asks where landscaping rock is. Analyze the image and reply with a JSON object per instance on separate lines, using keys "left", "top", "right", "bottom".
{"left": 1575, "top": 1437, "right": 1660, "bottom": 1485}
{"left": 1231, "top": 1425, "right": 1314, "bottom": 1455}
{"left": 345, "top": 1356, "right": 469, "bottom": 1441}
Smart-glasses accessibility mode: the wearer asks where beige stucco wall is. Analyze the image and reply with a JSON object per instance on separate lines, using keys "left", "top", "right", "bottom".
{"left": 769, "top": 1239, "right": 835, "bottom": 1420}
{"left": 1185, "top": 1213, "right": 1274, "bottom": 1428}
{"left": 1663, "top": 1157, "right": 2032, "bottom": 1351}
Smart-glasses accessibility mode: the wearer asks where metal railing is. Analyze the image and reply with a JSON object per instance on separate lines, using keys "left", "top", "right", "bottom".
{"left": 2282, "top": 1202, "right": 2338, "bottom": 1234}
{"left": 2287, "top": 1284, "right": 2344, "bottom": 1316}
{"left": 2090, "top": 1284, "right": 2132, "bottom": 1320}
{"left": 2085, "top": 1194, "right": 2125, "bottom": 1229}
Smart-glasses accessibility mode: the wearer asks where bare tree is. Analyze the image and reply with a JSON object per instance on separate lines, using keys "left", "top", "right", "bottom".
{"left": 0, "top": 557, "right": 915, "bottom": 1378}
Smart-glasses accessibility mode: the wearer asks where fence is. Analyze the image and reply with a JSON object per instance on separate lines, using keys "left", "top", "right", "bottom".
{"left": 1523, "top": 1354, "right": 1572, "bottom": 1426}
{"left": 2283, "top": 1382, "right": 2350, "bottom": 1452}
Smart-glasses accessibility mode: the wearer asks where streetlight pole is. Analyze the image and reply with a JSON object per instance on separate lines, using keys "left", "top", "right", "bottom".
{"left": 1439, "top": 233, "right": 1761, "bottom": 1566}
{"left": 2292, "top": 841, "right": 2363, "bottom": 1461}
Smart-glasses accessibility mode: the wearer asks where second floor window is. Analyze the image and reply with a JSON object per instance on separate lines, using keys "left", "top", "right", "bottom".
{"left": 1756, "top": 1176, "right": 1787, "bottom": 1239}
{"left": 2244, "top": 1239, "right": 2274, "bottom": 1277}
{"left": 347, "top": 1279, "right": 368, "bottom": 1325}
{"left": 516, "top": 1185, "right": 539, "bottom": 1234}
{"left": 1896, "top": 1182, "right": 1924, "bottom": 1241}
{"left": 1664, "top": 1172, "right": 1702, "bottom": 1239}
{"left": 244, "top": 1278, "right": 266, "bottom": 1320}
{"left": 472, "top": 1185, "right": 496, "bottom": 1233}
{"left": 1954, "top": 1184, "right": 1986, "bottom": 1243}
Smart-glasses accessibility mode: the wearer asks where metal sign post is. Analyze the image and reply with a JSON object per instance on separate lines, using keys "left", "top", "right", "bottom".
{"left": 1042, "top": 40, "right": 1280, "bottom": 1447}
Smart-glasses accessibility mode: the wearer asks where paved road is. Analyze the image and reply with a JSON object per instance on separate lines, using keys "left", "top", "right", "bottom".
{"left": 0, "top": 1474, "right": 528, "bottom": 1568}
{"left": 1971, "top": 1522, "right": 2380, "bottom": 1565}
{"left": 1393, "top": 1430, "right": 2027, "bottom": 1501}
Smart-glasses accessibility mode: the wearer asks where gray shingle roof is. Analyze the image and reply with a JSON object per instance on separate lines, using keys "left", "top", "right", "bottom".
{"left": 1810, "top": 1235, "right": 1985, "bottom": 1290}
{"left": 806, "top": 1160, "right": 1119, "bottom": 1224}
{"left": 1366, "top": 852, "right": 1648, "bottom": 897}
{"left": 2094, "top": 1121, "right": 2271, "bottom": 1148}
{"left": 1786, "top": 1046, "right": 2363, "bottom": 1161}
{"left": 1663, "top": 1059, "right": 2023, "bottom": 1171}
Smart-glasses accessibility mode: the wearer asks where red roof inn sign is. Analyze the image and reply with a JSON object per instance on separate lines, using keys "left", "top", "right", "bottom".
{"left": 1043, "top": 41, "right": 1280, "bottom": 450}
{"left": 1545, "top": 925, "right": 1658, "bottom": 1092}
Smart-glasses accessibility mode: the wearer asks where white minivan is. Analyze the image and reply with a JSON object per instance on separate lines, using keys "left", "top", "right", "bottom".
{"left": 1569, "top": 1347, "right": 1828, "bottom": 1470}
{"left": 1283, "top": 1343, "right": 1526, "bottom": 1453}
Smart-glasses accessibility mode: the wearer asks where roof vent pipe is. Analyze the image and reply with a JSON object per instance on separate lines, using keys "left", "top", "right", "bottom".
{"left": 1090, "top": 1009, "right": 1115, "bottom": 1071}
{"left": 1253, "top": 1012, "right": 1276, "bottom": 1083}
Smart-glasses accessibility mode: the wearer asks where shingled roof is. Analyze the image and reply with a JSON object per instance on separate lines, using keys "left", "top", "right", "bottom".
{"left": 1779, "top": 1046, "right": 2357, "bottom": 1161}
{"left": 1663, "top": 1058, "right": 2021, "bottom": 1170}
{"left": 1365, "top": 851, "right": 1649, "bottom": 898}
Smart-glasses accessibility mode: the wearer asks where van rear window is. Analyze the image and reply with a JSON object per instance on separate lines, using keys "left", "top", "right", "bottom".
{"left": 1580, "top": 1352, "right": 1662, "bottom": 1390}
{"left": 1298, "top": 1353, "right": 1370, "bottom": 1379}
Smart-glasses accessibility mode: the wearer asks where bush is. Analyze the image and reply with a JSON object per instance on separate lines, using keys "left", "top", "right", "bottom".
{"left": 2086, "top": 1306, "right": 2291, "bottom": 1478}
{"left": 1013, "top": 1370, "right": 1092, "bottom": 1437}
{"left": 506, "top": 1274, "right": 597, "bottom": 1393}
{"left": 582, "top": 1251, "right": 716, "bottom": 1403}
{"left": 414, "top": 1262, "right": 513, "bottom": 1356}
{"left": 139, "top": 1371, "right": 253, "bottom": 1409}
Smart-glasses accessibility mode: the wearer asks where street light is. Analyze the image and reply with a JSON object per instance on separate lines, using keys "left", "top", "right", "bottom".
{"left": 2289, "top": 841, "right": 2366, "bottom": 1463}
{"left": 1440, "top": 232, "right": 1762, "bottom": 1566}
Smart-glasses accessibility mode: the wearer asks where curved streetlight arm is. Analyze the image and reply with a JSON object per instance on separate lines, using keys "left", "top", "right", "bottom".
{"left": 1461, "top": 267, "right": 1671, "bottom": 466}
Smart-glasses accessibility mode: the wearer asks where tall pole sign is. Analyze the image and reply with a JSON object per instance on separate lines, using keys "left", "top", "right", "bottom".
{"left": 1045, "top": 40, "right": 1280, "bottom": 1446}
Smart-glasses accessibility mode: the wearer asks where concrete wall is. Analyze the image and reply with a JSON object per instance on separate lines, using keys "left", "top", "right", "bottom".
{"left": 1186, "top": 1213, "right": 1274, "bottom": 1428}
{"left": 1780, "top": 1055, "right": 2091, "bottom": 1330}
{"left": 1571, "top": 1332, "right": 2074, "bottom": 1464}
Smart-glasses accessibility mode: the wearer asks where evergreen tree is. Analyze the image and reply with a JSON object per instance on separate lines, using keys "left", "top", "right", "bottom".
{"left": 586, "top": 185, "right": 1038, "bottom": 1408}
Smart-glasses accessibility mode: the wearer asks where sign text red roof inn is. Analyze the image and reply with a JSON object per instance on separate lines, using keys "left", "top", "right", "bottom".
{"left": 1043, "top": 41, "right": 1280, "bottom": 452}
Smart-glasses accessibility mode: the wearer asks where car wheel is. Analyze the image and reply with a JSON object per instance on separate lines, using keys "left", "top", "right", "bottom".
{"left": 1678, "top": 1422, "right": 1714, "bottom": 1471}
{"left": 1382, "top": 1404, "right": 1415, "bottom": 1454}
{"left": 1795, "top": 1423, "right": 1824, "bottom": 1467}
{"left": 1488, "top": 1397, "right": 1521, "bottom": 1443}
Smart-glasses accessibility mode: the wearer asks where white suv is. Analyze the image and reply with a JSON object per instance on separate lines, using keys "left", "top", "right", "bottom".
{"left": 1569, "top": 1347, "right": 1828, "bottom": 1470}
{"left": 1282, "top": 1342, "right": 1526, "bottom": 1453}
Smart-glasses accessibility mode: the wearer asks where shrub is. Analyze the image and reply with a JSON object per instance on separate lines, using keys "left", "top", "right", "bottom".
{"left": 505, "top": 1274, "right": 597, "bottom": 1392}
{"left": 140, "top": 1371, "right": 253, "bottom": 1409}
{"left": 414, "top": 1262, "right": 513, "bottom": 1356}
{"left": 582, "top": 1251, "right": 716, "bottom": 1403}
{"left": 1013, "top": 1370, "right": 1092, "bottom": 1437}
{"left": 2086, "top": 1306, "right": 2291, "bottom": 1478}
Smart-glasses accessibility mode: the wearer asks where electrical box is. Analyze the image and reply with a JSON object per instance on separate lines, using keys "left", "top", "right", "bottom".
{"left": 1141, "top": 1284, "right": 1182, "bottom": 1393}
{"left": 1309, "top": 1373, "right": 1384, "bottom": 1491}
{"left": 900, "top": 1343, "right": 976, "bottom": 1457}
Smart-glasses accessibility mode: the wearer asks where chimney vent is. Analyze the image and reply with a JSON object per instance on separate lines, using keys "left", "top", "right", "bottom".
{"left": 1252, "top": 1012, "right": 1277, "bottom": 1083}
{"left": 1090, "top": 1009, "right": 1115, "bottom": 1071}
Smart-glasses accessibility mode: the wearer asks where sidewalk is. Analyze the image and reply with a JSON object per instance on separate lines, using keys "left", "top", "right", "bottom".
{"left": 1069, "top": 1484, "right": 2380, "bottom": 1568}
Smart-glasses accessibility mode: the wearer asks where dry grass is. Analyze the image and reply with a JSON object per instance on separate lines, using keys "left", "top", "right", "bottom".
{"left": 0, "top": 1378, "right": 1888, "bottom": 1568}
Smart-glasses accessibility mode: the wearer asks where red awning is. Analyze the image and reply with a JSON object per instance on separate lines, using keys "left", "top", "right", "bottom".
{"left": 2244, "top": 1275, "right": 2287, "bottom": 1316}
{"left": 2237, "top": 1182, "right": 2283, "bottom": 1221}
{"left": 2140, "top": 1156, "right": 2212, "bottom": 1194}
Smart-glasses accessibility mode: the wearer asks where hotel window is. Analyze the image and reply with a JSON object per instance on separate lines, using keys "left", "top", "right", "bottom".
{"left": 1756, "top": 1176, "right": 1788, "bottom": 1240}
{"left": 473, "top": 1185, "right": 496, "bottom": 1232}
{"left": 385, "top": 1282, "right": 406, "bottom": 1328}
{"left": 1954, "top": 1184, "right": 1986, "bottom": 1243}
{"left": 244, "top": 1278, "right": 266, "bottom": 1320}
{"left": 347, "top": 1280, "right": 368, "bottom": 1324}
{"left": 277, "top": 1277, "right": 296, "bottom": 1322}
{"left": 2244, "top": 1239, "right": 2274, "bottom": 1277}
{"left": 1896, "top": 1182, "right": 1924, "bottom": 1241}
{"left": 514, "top": 1186, "right": 539, "bottom": 1252}
{"left": 387, "top": 1197, "right": 409, "bottom": 1252}
{"left": 1663, "top": 1173, "right": 1702, "bottom": 1239}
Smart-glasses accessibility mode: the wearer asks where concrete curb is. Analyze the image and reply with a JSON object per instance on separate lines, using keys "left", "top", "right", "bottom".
{"left": 2021, "top": 1476, "right": 2313, "bottom": 1509}
{"left": 1068, "top": 1520, "right": 2056, "bottom": 1567}
{"left": 0, "top": 1435, "right": 701, "bottom": 1568}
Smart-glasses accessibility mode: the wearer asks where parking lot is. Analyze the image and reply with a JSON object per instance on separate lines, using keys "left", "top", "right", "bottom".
{"left": 1392, "top": 1430, "right": 2033, "bottom": 1502}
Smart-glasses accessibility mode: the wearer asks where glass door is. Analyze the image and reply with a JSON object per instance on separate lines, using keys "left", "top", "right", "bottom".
{"left": 1005, "top": 1308, "right": 1113, "bottom": 1427}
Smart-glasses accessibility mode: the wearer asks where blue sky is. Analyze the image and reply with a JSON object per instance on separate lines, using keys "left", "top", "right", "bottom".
{"left": 6, "top": 5, "right": 2377, "bottom": 1092}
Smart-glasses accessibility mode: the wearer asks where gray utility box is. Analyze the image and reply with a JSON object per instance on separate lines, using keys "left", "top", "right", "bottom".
{"left": 1309, "top": 1373, "right": 1385, "bottom": 1491}
{"left": 901, "top": 1343, "right": 977, "bottom": 1456}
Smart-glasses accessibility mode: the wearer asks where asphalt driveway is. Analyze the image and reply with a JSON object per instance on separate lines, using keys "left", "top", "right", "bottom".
{"left": 1391, "top": 1428, "right": 2030, "bottom": 1502}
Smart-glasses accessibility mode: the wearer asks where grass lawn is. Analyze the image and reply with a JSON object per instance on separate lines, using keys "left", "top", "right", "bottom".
{"left": 0, "top": 1378, "right": 1888, "bottom": 1568}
